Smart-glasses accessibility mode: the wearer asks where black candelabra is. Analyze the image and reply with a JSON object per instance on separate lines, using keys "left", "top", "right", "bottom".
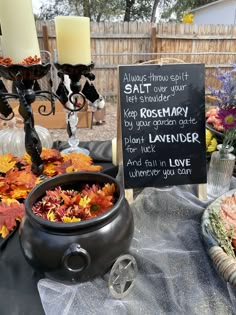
{"left": 55, "top": 62, "right": 98, "bottom": 155}
{"left": 0, "top": 61, "right": 97, "bottom": 175}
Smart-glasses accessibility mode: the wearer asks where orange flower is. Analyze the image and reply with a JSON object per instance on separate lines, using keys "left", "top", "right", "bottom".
{"left": 89, "top": 193, "right": 113, "bottom": 216}
{"left": 19, "top": 55, "right": 41, "bottom": 65}
{"left": 102, "top": 183, "right": 116, "bottom": 197}
{"left": 32, "top": 183, "right": 116, "bottom": 222}
{"left": 0, "top": 56, "right": 13, "bottom": 66}
{"left": 0, "top": 55, "right": 41, "bottom": 66}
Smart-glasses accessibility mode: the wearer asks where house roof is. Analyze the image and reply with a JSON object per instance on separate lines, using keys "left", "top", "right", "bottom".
{"left": 190, "top": 0, "right": 227, "bottom": 13}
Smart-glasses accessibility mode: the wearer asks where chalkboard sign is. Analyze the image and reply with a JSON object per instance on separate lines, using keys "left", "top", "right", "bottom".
{"left": 118, "top": 63, "right": 206, "bottom": 189}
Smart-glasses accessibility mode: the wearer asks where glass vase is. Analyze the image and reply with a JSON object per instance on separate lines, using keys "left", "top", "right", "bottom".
{"left": 207, "top": 144, "right": 235, "bottom": 199}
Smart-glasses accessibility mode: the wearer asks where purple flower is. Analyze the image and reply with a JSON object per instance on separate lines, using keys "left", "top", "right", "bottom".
{"left": 209, "top": 64, "right": 236, "bottom": 148}
{"left": 208, "top": 64, "right": 236, "bottom": 108}
{"left": 218, "top": 107, "right": 236, "bottom": 130}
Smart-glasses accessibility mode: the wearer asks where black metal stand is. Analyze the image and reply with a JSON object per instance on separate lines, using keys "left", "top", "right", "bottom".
{"left": 0, "top": 62, "right": 97, "bottom": 175}
{"left": 54, "top": 62, "right": 97, "bottom": 152}
{"left": 54, "top": 62, "right": 96, "bottom": 108}
{"left": 0, "top": 63, "right": 52, "bottom": 175}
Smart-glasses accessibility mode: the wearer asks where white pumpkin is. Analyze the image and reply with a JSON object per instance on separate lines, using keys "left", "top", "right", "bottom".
{"left": 0, "top": 117, "right": 53, "bottom": 157}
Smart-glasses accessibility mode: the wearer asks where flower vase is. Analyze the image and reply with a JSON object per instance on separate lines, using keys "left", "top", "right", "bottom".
{"left": 207, "top": 144, "right": 235, "bottom": 199}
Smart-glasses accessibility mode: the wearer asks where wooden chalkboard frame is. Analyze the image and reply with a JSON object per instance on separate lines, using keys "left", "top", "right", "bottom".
{"left": 117, "top": 62, "right": 207, "bottom": 190}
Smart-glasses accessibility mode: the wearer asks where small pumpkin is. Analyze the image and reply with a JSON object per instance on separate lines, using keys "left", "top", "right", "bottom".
{"left": 0, "top": 117, "right": 53, "bottom": 157}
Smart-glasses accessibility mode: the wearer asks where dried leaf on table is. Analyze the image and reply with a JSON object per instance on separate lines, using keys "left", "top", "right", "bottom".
{"left": 6, "top": 168, "right": 37, "bottom": 189}
{"left": 62, "top": 152, "right": 92, "bottom": 163}
{"left": 0, "top": 176, "right": 8, "bottom": 195}
{"left": 43, "top": 161, "right": 62, "bottom": 177}
{"left": 53, "top": 160, "right": 71, "bottom": 175}
{"left": 41, "top": 148, "right": 63, "bottom": 162}
{"left": 0, "top": 200, "right": 25, "bottom": 237}
{"left": 65, "top": 161, "right": 102, "bottom": 173}
{"left": 0, "top": 153, "right": 16, "bottom": 173}
{"left": 10, "top": 186, "right": 31, "bottom": 200}
{"left": 17, "top": 152, "right": 32, "bottom": 166}
{"left": 62, "top": 152, "right": 102, "bottom": 173}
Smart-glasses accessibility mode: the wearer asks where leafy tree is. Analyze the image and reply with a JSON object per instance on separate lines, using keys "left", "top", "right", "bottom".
{"left": 37, "top": 0, "right": 216, "bottom": 22}
{"left": 38, "top": 1, "right": 71, "bottom": 20}
{"left": 151, "top": 0, "right": 161, "bottom": 22}
{"left": 125, "top": 0, "right": 155, "bottom": 22}
{"left": 124, "top": 0, "right": 135, "bottom": 21}
{"left": 37, "top": 0, "right": 156, "bottom": 22}
{"left": 83, "top": 0, "right": 90, "bottom": 17}
{"left": 89, "top": 0, "right": 125, "bottom": 22}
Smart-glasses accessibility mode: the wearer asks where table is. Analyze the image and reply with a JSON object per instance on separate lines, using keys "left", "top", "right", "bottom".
{"left": 1, "top": 143, "right": 236, "bottom": 314}
{"left": 0, "top": 140, "right": 117, "bottom": 315}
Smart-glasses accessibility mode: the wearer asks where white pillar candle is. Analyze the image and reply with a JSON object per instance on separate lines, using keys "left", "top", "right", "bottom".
{"left": 0, "top": 0, "right": 40, "bottom": 63}
{"left": 112, "top": 137, "right": 118, "bottom": 166}
{"left": 55, "top": 16, "right": 91, "bottom": 65}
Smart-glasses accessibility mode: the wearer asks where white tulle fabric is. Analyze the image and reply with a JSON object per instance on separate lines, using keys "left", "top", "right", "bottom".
{"left": 38, "top": 180, "right": 236, "bottom": 315}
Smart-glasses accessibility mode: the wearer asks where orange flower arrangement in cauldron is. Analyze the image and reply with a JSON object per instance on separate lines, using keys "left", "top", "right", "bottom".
{"left": 0, "top": 148, "right": 102, "bottom": 238}
{"left": 32, "top": 182, "right": 116, "bottom": 223}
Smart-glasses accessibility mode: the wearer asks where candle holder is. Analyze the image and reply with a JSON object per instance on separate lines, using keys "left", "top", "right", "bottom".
{"left": 0, "top": 62, "right": 97, "bottom": 174}
{"left": 54, "top": 62, "right": 96, "bottom": 155}
{"left": 0, "top": 63, "right": 53, "bottom": 175}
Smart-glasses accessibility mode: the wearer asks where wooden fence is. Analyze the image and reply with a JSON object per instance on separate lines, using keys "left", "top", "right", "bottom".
{"left": 35, "top": 21, "right": 236, "bottom": 100}
{"left": 4, "top": 22, "right": 236, "bottom": 101}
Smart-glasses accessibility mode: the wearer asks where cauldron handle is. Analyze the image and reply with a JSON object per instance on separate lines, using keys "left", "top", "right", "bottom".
{"left": 62, "top": 243, "right": 91, "bottom": 273}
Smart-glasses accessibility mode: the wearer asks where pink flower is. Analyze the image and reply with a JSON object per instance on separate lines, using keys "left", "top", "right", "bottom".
{"left": 218, "top": 107, "right": 236, "bottom": 130}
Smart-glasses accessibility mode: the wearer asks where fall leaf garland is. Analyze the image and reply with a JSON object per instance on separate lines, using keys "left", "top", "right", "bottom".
{"left": 0, "top": 148, "right": 102, "bottom": 238}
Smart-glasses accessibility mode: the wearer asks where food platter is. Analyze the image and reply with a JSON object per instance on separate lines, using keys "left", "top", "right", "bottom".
{"left": 201, "top": 188, "right": 236, "bottom": 286}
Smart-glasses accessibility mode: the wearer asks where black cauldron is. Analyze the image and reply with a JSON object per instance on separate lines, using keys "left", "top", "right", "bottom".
{"left": 19, "top": 172, "right": 134, "bottom": 283}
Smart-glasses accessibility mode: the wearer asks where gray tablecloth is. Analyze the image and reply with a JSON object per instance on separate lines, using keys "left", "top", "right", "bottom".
{"left": 38, "top": 180, "right": 236, "bottom": 315}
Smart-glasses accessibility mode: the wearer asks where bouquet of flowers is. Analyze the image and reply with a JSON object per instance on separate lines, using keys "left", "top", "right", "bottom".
{"left": 208, "top": 64, "right": 236, "bottom": 150}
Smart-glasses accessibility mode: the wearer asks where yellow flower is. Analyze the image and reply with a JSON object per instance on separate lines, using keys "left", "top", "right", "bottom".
{"left": 79, "top": 196, "right": 91, "bottom": 207}
{"left": 62, "top": 216, "right": 81, "bottom": 223}
{"left": 206, "top": 129, "right": 213, "bottom": 147}
{"left": 207, "top": 137, "right": 218, "bottom": 152}
{"left": 206, "top": 129, "right": 218, "bottom": 152}
{"left": 46, "top": 209, "right": 56, "bottom": 221}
